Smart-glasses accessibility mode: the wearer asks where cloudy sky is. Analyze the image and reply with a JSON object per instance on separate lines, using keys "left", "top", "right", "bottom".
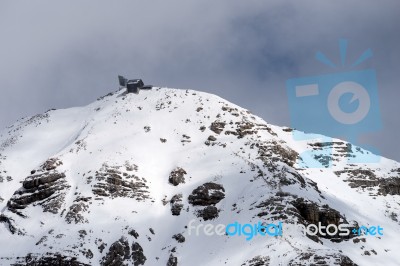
{"left": 0, "top": 0, "right": 399, "bottom": 161}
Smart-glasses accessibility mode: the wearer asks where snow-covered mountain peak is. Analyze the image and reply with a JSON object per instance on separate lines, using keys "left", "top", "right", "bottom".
{"left": 0, "top": 87, "right": 399, "bottom": 265}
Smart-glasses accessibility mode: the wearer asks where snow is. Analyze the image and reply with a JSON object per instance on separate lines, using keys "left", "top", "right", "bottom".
{"left": 0, "top": 87, "right": 399, "bottom": 265}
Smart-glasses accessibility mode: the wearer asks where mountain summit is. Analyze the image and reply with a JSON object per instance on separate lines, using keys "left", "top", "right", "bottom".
{"left": 0, "top": 88, "right": 399, "bottom": 265}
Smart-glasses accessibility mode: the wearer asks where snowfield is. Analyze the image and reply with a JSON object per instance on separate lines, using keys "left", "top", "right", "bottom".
{"left": 0, "top": 87, "right": 399, "bottom": 266}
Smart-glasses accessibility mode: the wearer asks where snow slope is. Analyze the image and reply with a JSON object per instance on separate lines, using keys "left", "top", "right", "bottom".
{"left": 0, "top": 88, "right": 399, "bottom": 266}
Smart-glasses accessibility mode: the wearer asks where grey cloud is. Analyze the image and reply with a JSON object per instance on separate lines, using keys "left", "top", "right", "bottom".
{"left": 0, "top": 0, "right": 399, "bottom": 160}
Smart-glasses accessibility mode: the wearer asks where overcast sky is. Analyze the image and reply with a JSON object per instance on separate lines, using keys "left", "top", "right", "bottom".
{"left": 0, "top": 0, "right": 399, "bottom": 161}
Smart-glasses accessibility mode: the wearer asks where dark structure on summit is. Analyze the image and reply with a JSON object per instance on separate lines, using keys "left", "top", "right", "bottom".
{"left": 118, "top": 75, "right": 153, "bottom": 94}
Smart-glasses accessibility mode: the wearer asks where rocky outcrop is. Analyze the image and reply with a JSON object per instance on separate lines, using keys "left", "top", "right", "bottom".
{"left": 288, "top": 252, "right": 357, "bottom": 266}
{"left": 0, "top": 214, "right": 21, "bottom": 235}
{"left": 131, "top": 242, "right": 146, "bottom": 266}
{"left": 170, "top": 194, "right": 184, "bottom": 216}
{"left": 197, "top": 205, "right": 219, "bottom": 221}
{"left": 7, "top": 159, "right": 68, "bottom": 215}
{"left": 210, "top": 121, "right": 225, "bottom": 134}
{"left": 168, "top": 168, "right": 187, "bottom": 186}
{"left": 291, "top": 198, "right": 356, "bottom": 242}
{"left": 241, "top": 255, "right": 270, "bottom": 266}
{"left": 166, "top": 254, "right": 178, "bottom": 266}
{"left": 93, "top": 164, "right": 150, "bottom": 200}
{"left": 188, "top": 182, "right": 225, "bottom": 206}
{"left": 65, "top": 197, "right": 91, "bottom": 224}
{"left": 379, "top": 177, "right": 400, "bottom": 195}
{"left": 257, "top": 194, "right": 356, "bottom": 242}
{"left": 172, "top": 233, "right": 185, "bottom": 243}
{"left": 101, "top": 237, "right": 131, "bottom": 266}
{"left": 13, "top": 253, "right": 90, "bottom": 266}
{"left": 39, "top": 157, "right": 63, "bottom": 171}
{"left": 336, "top": 169, "right": 400, "bottom": 196}
{"left": 256, "top": 140, "right": 298, "bottom": 168}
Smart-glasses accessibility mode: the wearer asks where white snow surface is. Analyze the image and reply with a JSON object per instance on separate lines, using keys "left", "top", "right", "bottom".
{"left": 0, "top": 88, "right": 399, "bottom": 265}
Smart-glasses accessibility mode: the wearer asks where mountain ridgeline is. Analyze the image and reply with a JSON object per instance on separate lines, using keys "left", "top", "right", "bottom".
{"left": 0, "top": 88, "right": 399, "bottom": 265}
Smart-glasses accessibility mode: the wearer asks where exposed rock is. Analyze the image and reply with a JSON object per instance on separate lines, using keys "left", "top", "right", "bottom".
{"left": 170, "top": 194, "right": 184, "bottom": 216}
{"left": 335, "top": 169, "right": 377, "bottom": 180}
{"left": 132, "top": 242, "right": 146, "bottom": 266}
{"left": 256, "top": 193, "right": 298, "bottom": 221}
{"left": 336, "top": 169, "right": 400, "bottom": 196}
{"left": 93, "top": 164, "right": 150, "bottom": 200}
{"left": 208, "top": 135, "right": 217, "bottom": 141}
{"left": 168, "top": 168, "right": 187, "bottom": 186}
{"left": 13, "top": 253, "right": 90, "bottom": 266}
{"left": 101, "top": 237, "right": 130, "bottom": 266}
{"left": 81, "top": 249, "right": 93, "bottom": 259}
{"left": 7, "top": 171, "right": 68, "bottom": 214}
{"left": 172, "top": 233, "right": 185, "bottom": 243}
{"left": 128, "top": 229, "right": 139, "bottom": 239}
{"left": 0, "top": 214, "right": 21, "bottom": 235}
{"left": 197, "top": 206, "right": 219, "bottom": 221}
{"left": 379, "top": 177, "right": 400, "bottom": 195}
{"left": 166, "top": 254, "right": 178, "bottom": 266}
{"left": 40, "top": 158, "right": 63, "bottom": 172}
{"left": 257, "top": 140, "right": 298, "bottom": 168}
{"left": 78, "top": 230, "right": 87, "bottom": 239}
{"left": 210, "top": 121, "right": 225, "bottom": 134}
{"left": 288, "top": 252, "right": 357, "bottom": 266}
{"left": 241, "top": 255, "right": 270, "bottom": 266}
{"left": 188, "top": 182, "right": 225, "bottom": 206}
{"left": 291, "top": 198, "right": 356, "bottom": 242}
{"left": 65, "top": 197, "right": 91, "bottom": 224}
{"left": 23, "top": 172, "right": 63, "bottom": 189}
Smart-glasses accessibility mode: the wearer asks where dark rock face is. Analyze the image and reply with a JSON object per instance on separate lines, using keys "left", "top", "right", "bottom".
{"left": 22, "top": 172, "right": 64, "bottom": 189}
{"left": 172, "top": 233, "right": 185, "bottom": 243}
{"left": 291, "top": 198, "right": 356, "bottom": 242}
{"left": 336, "top": 169, "right": 400, "bottom": 196}
{"left": 40, "top": 158, "right": 63, "bottom": 171}
{"left": 256, "top": 140, "right": 298, "bottom": 168}
{"left": 197, "top": 206, "right": 219, "bottom": 221}
{"left": 241, "top": 255, "right": 270, "bottom": 266}
{"left": 210, "top": 121, "right": 226, "bottom": 134}
{"left": 257, "top": 194, "right": 356, "bottom": 242}
{"left": 7, "top": 159, "right": 68, "bottom": 215}
{"left": 166, "top": 254, "right": 178, "bottom": 266}
{"left": 0, "top": 214, "right": 20, "bottom": 235}
{"left": 93, "top": 165, "right": 150, "bottom": 200}
{"left": 168, "top": 168, "right": 187, "bottom": 186}
{"left": 101, "top": 237, "right": 131, "bottom": 266}
{"left": 188, "top": 182, "right": 225, "bottom": 206}
{"left": 128, "top": 229, "right": 139, "bottom": 239}
{"left": 65, "top": 197, "right": 91, "bottom": 224}
{"left": 170, "top": 194, "right": 183, "bottom": 216}
{"left": 131, "top": 242, "right": 146, "bottom": 266}
{"left": 288, "top": 252, "right": 357, "bottom": 266}
{"left": 292, "top": 198, "right": 342, "bottom": 226}
{"left": 379, "top": 177, "right": 400, "bottom": 195}
{"left": 207, "top": 135, "right": 217, "bottom": 141}
{"left": 13, "top": 253, "right": 90, "bottom": 266}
